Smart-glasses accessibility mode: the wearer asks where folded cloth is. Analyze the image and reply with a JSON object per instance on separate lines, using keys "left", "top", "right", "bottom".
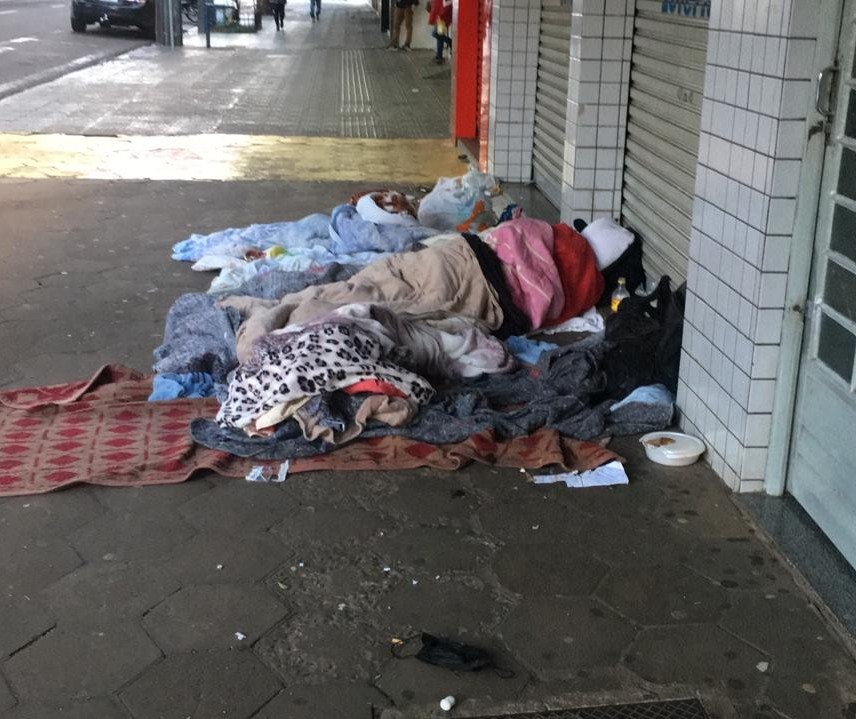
{"left": 481, "top": 218, "right": 565, "bottom": 329}
{"left": 580, "top": 217, "right": 634, "bottom": 271}
{"left": 329, "top": 203, "right": 434, "bottom": 255}
{"left": 505, "top": 336, "right": 559, "bottom": 365}
{"left": 148, "top": 372, "right": 215, "bottom": 401}
{"left": 543, "top": 223, "right": 604, "bottom": 327}
{"left": 216, "top": 323, "right": 434, "bottom": 431}
{"left": 251, "top": 396, "right": 311, "bottom": 435}
{"left": 296, "top": 393, "right": 416, "bottom": 445}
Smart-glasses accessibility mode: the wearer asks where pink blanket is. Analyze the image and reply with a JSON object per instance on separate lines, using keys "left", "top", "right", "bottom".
{"left": 482, "top": 218, "right": 565, "bottom": 328}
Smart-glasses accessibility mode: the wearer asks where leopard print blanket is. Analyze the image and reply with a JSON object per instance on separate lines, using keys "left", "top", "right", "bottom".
{"left": 216, "top": 323, "right": 434, "bottom": 431}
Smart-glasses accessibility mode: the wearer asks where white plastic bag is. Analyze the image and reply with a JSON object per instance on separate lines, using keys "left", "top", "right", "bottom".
{"left": 417, "top": 168, "right": 498, "bottom": 230}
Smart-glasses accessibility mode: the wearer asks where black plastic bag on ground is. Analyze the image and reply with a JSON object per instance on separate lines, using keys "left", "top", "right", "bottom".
{"left": 655, "top": 281, "right": 686, "bottom": 394}
{"left": 602, "top": 276, "right": 685, "bottom": 398}
{"left": 415, "top": 633, "right": 494, "bottom": 672}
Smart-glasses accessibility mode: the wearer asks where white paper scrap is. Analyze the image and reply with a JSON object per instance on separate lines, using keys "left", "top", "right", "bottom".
{"left": 533, "top": 460, "right": 629, "bottom": 489}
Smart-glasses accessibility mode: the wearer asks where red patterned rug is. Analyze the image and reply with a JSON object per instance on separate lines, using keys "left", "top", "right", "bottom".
{"left": 0, "top": 366, "right": 618, "bottom": 496}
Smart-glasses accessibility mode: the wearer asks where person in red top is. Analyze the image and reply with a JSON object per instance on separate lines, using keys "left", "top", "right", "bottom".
{"left": 427, "top": 0, "right": 452, "bottom": 65}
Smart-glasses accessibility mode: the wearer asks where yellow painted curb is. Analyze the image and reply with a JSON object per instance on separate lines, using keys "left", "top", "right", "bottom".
{"left": 0, "top": 133, "right": 467, "bottom": 183}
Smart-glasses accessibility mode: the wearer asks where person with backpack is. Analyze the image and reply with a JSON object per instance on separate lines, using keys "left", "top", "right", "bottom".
{"left": 387, "top": 0, "right": 418, "bottom": 50}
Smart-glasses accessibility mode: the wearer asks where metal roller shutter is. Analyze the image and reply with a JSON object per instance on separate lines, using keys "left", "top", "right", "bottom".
{"left": 532, "top": 0, "right": 572, "bottom": 209}
{"left": 620, "top": 0, "right": 709, "bottom": 285}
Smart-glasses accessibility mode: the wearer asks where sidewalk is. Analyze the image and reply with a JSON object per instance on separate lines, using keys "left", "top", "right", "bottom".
{"left": 0, "top": 1, "right": 450, "bottom": 138}
{"left": 0, "top": 2, "right": 855, "bottom": 718}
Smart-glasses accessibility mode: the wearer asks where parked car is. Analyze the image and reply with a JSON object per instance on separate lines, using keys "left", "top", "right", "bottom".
{"left": 71, "top": 0, "right": 155, "bottom": 37}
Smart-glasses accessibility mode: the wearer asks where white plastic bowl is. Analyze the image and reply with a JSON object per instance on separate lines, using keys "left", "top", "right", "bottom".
{"left": 639, "top": 431, "right": 705, "bottom": 467}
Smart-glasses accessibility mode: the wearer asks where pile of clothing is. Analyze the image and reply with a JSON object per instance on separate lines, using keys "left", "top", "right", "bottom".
{"left": 156, "top": 172, "right": 680, "bottom": 462}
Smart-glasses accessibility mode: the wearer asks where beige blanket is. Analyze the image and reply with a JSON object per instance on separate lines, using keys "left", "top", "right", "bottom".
{"left": 219, "top": 237, "right": 504, "bottom": 363}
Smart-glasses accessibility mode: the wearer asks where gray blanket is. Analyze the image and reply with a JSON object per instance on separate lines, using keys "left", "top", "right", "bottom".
{"left": 190, "top": 336, "right": 673, "bottom": 459}
{"left": 152, "top": 264, "right": 359, "bottom": 385}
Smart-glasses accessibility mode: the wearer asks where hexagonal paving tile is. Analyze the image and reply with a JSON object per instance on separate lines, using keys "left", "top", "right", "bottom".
{"left": 255, "top": 616, "right": 386, "bottom": 684}
{"left": 371, "top": 575, "right": 502, "bottom": 638}
{"left": 0, "top": 489, "right": 103, "bottom": 544}
{"left": 373, "top": 649, "right": 530, "bottom": 707}
{"left": 70, "top": 511, "right": 195, "bottom": 563}
{"left": 369, "top": 525, "right": 492, "bottom": 576}
{"left": 90, "top": 480, "right": 212, "bottom": 515}
{"left": 683, "top": 537, "right": 797, "bottom": 592}
{"left": 625, "top": 624, "right": 767, "bottom": 701}
{"left": 517, "top": 667, "right": 627, "bottom": 701}
{"left": 42, "top": 560, "right": 179, "bottom": 624}
{"left": 585, "top": 515, "right": 701, "bottom": 567}
{"left": 596, "top": 564, "right": 728, "bottom": 625}
{"left": 720, "top": 590, "right": 834, "bottom": 656}
{"left": 544, "top": 474, "right": 669, "bottom": 521}
{"left": 164, "top": 531, "right": 290, "bottom": 585}
{"left": 267, "top": 556, "right": 395, "bottom": 617}
{"left": 497, "top": 596, "right": 636, "bottom": 681}
{"left": 376, "top": 473, "right": 480, "bottom": 526}
{"left": 4, "top": 698, "right": 128, "bottom": 719}
{"left": 658, "top": 476, "right": 756, "bottom": 538}
{"left": 2, "top": 540, "right": 83, "bottom": 594}
{"left": 476, "top": 497, "right": 589, "bottom": 545}
{"left": 764, "top": 655, "right": 856, "bottom": 719}
{"left": 721, "top": 591, "right": 856, "bottom": 718}
{"left": 0, "top": 595, "right": 55, "bottom": 658}
{"left": 119, "top": 650, "right": 281, "bottom": 719}
{"left": 141, "top": 584, "right": 288, "bottom": 653}
{"left": 492, "top": 540, "right": 608, "bottom": 597}
{"left": 270, "top": 503, "right": 390, "bottom": 552}
{"left": 4, "top": 622, "right": 161, "bottom": 702}
{"left": 179, "top": 480, "right": 297, "bottom": 534}
{"left": 254, "top": 682, "right": 391, "bottom": 719}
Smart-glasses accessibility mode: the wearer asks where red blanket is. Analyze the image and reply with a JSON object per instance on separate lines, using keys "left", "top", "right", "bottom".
{"left": 0, "top": 366, "right": 618, "bottom": 496}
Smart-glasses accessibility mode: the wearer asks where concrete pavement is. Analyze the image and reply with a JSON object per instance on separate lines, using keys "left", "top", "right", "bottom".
{"left": 0, "top": 3, "right": 451, "bottom": 137}
{"left": 0, "top": 0, "right": 147, "bottom": 100}
{"left": 0, "top": 2, "right": 855, "bottom": 717}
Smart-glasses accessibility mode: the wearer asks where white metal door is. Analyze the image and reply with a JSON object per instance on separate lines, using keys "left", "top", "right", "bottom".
{"left": 789, "top": 0, "right": 856, "bottom": 570}
{"left": 620, "top": 0, "right": 709, "bottom": 284}
{"left": 532, "top": 0, "right": 572, "bottom": 209}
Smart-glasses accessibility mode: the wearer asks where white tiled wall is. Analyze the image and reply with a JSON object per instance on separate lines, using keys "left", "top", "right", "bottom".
{"left": 560, "top": 0, "right": 634, "bottom": 223}
{"left": 677, "top": 0, "right": 819, "bottom": 492}
{"left": 486, "top": 0, "right": 539, "bottom": 181}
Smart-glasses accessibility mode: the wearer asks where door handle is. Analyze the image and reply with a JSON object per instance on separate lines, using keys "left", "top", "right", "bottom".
{"left": 816, "top": 65, "right": 837, "bottom": 117}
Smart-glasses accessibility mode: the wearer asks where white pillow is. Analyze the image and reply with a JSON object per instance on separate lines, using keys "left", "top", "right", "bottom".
{"left": 581, "top": 217, "right": 634, "bottom": 271}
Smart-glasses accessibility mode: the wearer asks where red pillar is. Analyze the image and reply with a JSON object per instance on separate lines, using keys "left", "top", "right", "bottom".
{"left": 452, "top": 0, "right": 479, "bottom": 140}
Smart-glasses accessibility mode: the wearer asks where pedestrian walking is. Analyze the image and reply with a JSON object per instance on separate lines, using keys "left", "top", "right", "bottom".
{"left": 428, "top": 0, "right": 452, "bottom": 64}
{"left": 309, "top": 0, "right": 320, "bottom": 20}
{"left": 387, "top": 0, "right": 418, "bottom": 50}
{"left": 270, "top": 0, "right": 285, "bottom": 30}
